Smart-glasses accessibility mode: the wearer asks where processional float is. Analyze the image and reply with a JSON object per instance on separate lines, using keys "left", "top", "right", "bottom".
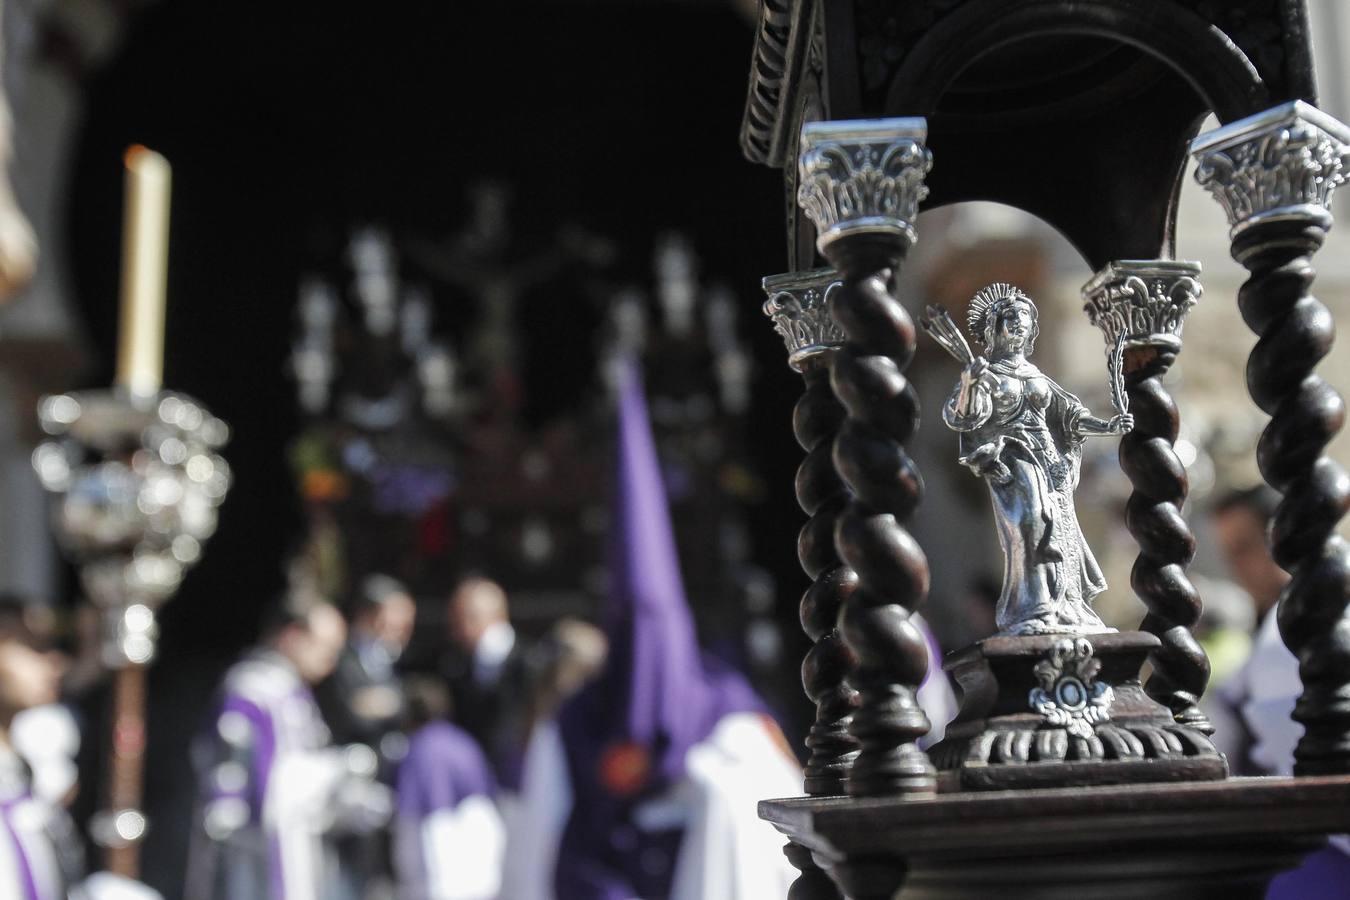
{"left": 32, "top": 148, "right": 231, "bottom": 878}
{"left": 751, "top": 1, "right": 1350, "bottom": 897}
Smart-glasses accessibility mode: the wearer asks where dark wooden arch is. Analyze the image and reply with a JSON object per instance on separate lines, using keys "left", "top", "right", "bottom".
{"left": 863, "top": 0, "right": 1279, "bottom": 267}
{"left": 883, "top": 0, "right": 1271, "bottom": 124}
{"left": 767, "top": 0, "right": 1312, "bottom": 267}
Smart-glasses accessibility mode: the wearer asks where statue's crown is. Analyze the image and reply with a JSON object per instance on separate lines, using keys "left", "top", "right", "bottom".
{"left": 967, "top": 283, "right": 1032, "bottom": 345}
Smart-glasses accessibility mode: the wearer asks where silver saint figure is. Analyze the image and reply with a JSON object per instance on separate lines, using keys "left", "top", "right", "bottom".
{"left": 927, "top": 284, "right": 1132, "bottom": 636}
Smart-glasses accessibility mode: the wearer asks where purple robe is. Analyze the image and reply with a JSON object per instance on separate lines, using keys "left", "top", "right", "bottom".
{"left": 553, "top": 356, "right": 768, "bottom": 900}
{"left": 188, "top": 650, "right": 347, "bottom": 900}
{"left": 394, "top": 722, "right": 503, "bottom": 900}
{"left": 397, "top": 722, "right": 495, "bottom": 817}
{"left": 1267, "top": 846, "right": 1350, "bottom": 899}
{"left": 0, "top": 745, "right": 79, "bottom": 900}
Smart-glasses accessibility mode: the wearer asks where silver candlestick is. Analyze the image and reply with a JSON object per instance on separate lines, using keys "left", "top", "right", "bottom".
{"left": 33, "top": 389, "right": 230, "bottom": 663}
{"left": 32, "top": 388, "right": 230, "bottom": 873}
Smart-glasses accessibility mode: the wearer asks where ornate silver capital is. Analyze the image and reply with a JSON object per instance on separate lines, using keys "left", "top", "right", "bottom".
{"left": 1191, "top": 100, "right": 1350, "bottom": 236}
{"left": 1081, "top": 259, "right": 1202, "bottom": 353}
{"left": 761, "top": 268, "right": 844, "bottom": 371}
{"left": 797, "top": 118, "right": 931, "bottom": 254}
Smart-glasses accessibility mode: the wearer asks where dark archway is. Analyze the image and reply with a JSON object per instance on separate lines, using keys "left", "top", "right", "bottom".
{"left": 806, "top": 0, "right": 1281, "bottom": 267}
{"left": 885, "top": 0, "right": 1270, "bottom": 123}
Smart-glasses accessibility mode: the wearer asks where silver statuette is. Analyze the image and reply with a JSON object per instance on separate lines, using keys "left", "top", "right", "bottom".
{"left": 926, "top": 285, "right": 1133, "bottom": 636}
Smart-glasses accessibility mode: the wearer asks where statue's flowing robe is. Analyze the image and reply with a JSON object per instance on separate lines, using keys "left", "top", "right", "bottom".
{"left": 944, "top": 359, "right": 1108, "bottom": 634}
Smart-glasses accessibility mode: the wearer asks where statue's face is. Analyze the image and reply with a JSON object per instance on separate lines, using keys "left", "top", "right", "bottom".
{"left": 992, "top": 302, "right": 1035, "bottom": 354}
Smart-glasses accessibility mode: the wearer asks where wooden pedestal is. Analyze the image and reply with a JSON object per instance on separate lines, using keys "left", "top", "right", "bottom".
{"left": 761, "top": 775, "right": 1350, "bottom": 900}
{"left": 928, "top": 632, "right": 1226, "bottom": 791}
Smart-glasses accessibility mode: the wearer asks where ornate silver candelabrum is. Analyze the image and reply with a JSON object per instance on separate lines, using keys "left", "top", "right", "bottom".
{"left": 33, "top": 390, "right": 231, "bottom": 664}
{"left": 31, "top": 388, "right": 230, "bottom": 874}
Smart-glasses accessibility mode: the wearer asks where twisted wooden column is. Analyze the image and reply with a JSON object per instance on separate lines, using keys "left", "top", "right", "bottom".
{"left": 1193, "top": 101, "right": 1350, "bottom": 774}
{"left": 797, "top": 118, "right": 936, "bottom": 797}
{"left": 1083, "top": 261, "right": 1211, "bottom": 733}
{"left": 764, "top": 269, "right": 853, "bottom": 900}
{"left": 764, "top": 269, "right": 859, "bottom": 795}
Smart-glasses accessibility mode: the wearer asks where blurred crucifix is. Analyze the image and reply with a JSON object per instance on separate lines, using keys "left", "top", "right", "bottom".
{"left": 407, "top": 182, "right": 615, "bottom": 420}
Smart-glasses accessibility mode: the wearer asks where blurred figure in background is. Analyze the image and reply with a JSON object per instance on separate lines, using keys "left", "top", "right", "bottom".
{"left": 0, "top": 595, "right": 81, "bottom": 812}
{"left": 0, "top": 605, "right": 79, "bottom": 899}
{"left": 392, "top": 677, "right": 503, "bottom": 900}
{"left": 317, "top": 574, "right": 418, "bottom": 900}
{"left": 1210, "top": 486, "right": 1293, "bottom": 775}
{"left": 506, "top": 357, "right": 799, "bottom": 900}
{"left": 526, "top": 618, "right": 607, "bottom": 730}
{"left": 443, "top": 576, "right": 538, "bottom": 790}
{"left": 0, "top": 600, "right": 159, "bottom": 899}
{"left": 1208, "top": 486, "right": 1350, "bottom": 897}
{"left": 319, "top": 574, "right": 417, "bottom": 768}
{"left": 1213, "top": 488, "right": 1287, "bottom": 633}
{"left": 187, "top": 596, "right": 392, "bottom": 900}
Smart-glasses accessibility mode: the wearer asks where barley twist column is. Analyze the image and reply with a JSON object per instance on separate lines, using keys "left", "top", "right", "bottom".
{"left": 763, "top": 269, "right": 854, "bottom": 900}
{"left": 1083, "top": 261, "right": 1213, "bottom": 733}
{"left": 797, "top": 118, "right": 936, "bottom": 798}
{"left": 1192, "top": 101, "right": 1350, "bottom": 774}
{"left": 764, "top": 268, "right": 859, "bottom": 797}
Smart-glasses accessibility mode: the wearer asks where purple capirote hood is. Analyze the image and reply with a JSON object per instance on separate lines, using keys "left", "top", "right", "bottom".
{"left": 553, "top": 355, "right": 765, "bottom": 900}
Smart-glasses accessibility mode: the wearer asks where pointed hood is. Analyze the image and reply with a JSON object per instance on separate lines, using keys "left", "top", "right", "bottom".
{"left": 553, "top": 354, "right": 763, "bottom": 899}
{"left": 594, "top": 353, "right": 761, "bottom": 785}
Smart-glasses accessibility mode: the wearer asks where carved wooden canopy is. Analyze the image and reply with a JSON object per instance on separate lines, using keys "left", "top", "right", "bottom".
{"left": 740, "top": 0, "right": 1317, "bottom": 268}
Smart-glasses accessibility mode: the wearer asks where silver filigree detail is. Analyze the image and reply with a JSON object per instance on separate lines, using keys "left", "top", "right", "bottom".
{"left": 1191, "top": 100, "right": 1350, "bottom": 236}
{"left": 796, "top": 118, "right": 931, "bottom": 253}
{"left": 761, "top": 268, "right": 844, "bottom": 370}
{"left": 1081, "top": 259, "right": 1203, "bottom": 354}
{"left": 1029, "top": 638, "right": 1114, "bottom": 739}
{"left": 34, "top": 390, "right": 231, "bottom": 665}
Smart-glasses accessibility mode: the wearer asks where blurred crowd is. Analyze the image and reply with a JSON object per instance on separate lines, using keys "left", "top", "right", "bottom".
{"left": 183, "top": 572, "right": 606, "bottom": 900}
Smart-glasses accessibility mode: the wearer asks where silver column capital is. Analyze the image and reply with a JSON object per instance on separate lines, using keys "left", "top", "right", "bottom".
{"left": 1191, "top": 101, "right": 1350, "bottom": 237}
{"left": 796, "top": 118, "right": 931, "bottom": 255}
{"left": 762, "top": 268, "right": 845, "bottom": 371}
{"left": 1081, "top": 259, "right": 1202, "bottom": 353}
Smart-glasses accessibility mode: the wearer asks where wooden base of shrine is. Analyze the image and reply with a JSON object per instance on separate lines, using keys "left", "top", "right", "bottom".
{"left": 927, "top": 631, "right": 1227, "bottom": 790}
{"left": 762, "top": 775, "right": 1350, "bottom": 900}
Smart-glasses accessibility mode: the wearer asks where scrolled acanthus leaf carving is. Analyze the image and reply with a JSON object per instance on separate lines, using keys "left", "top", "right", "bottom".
{"left": 762, "top": 269, "right": 845, "bottom": 371}
{"left": 1192, "top": 101, "right": 1350, "bottom": 236}
{"left": 796, "top": 119, "right": 932, "bottom": 252}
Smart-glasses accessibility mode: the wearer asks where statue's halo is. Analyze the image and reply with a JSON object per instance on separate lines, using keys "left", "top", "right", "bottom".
{"left": 968, "top": 283, "right": 1034, "bottom": 345}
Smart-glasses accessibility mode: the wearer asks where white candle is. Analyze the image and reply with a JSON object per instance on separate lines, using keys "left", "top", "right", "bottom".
{"left": 116, "top": 146, "right": 172, "bottom": 398}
